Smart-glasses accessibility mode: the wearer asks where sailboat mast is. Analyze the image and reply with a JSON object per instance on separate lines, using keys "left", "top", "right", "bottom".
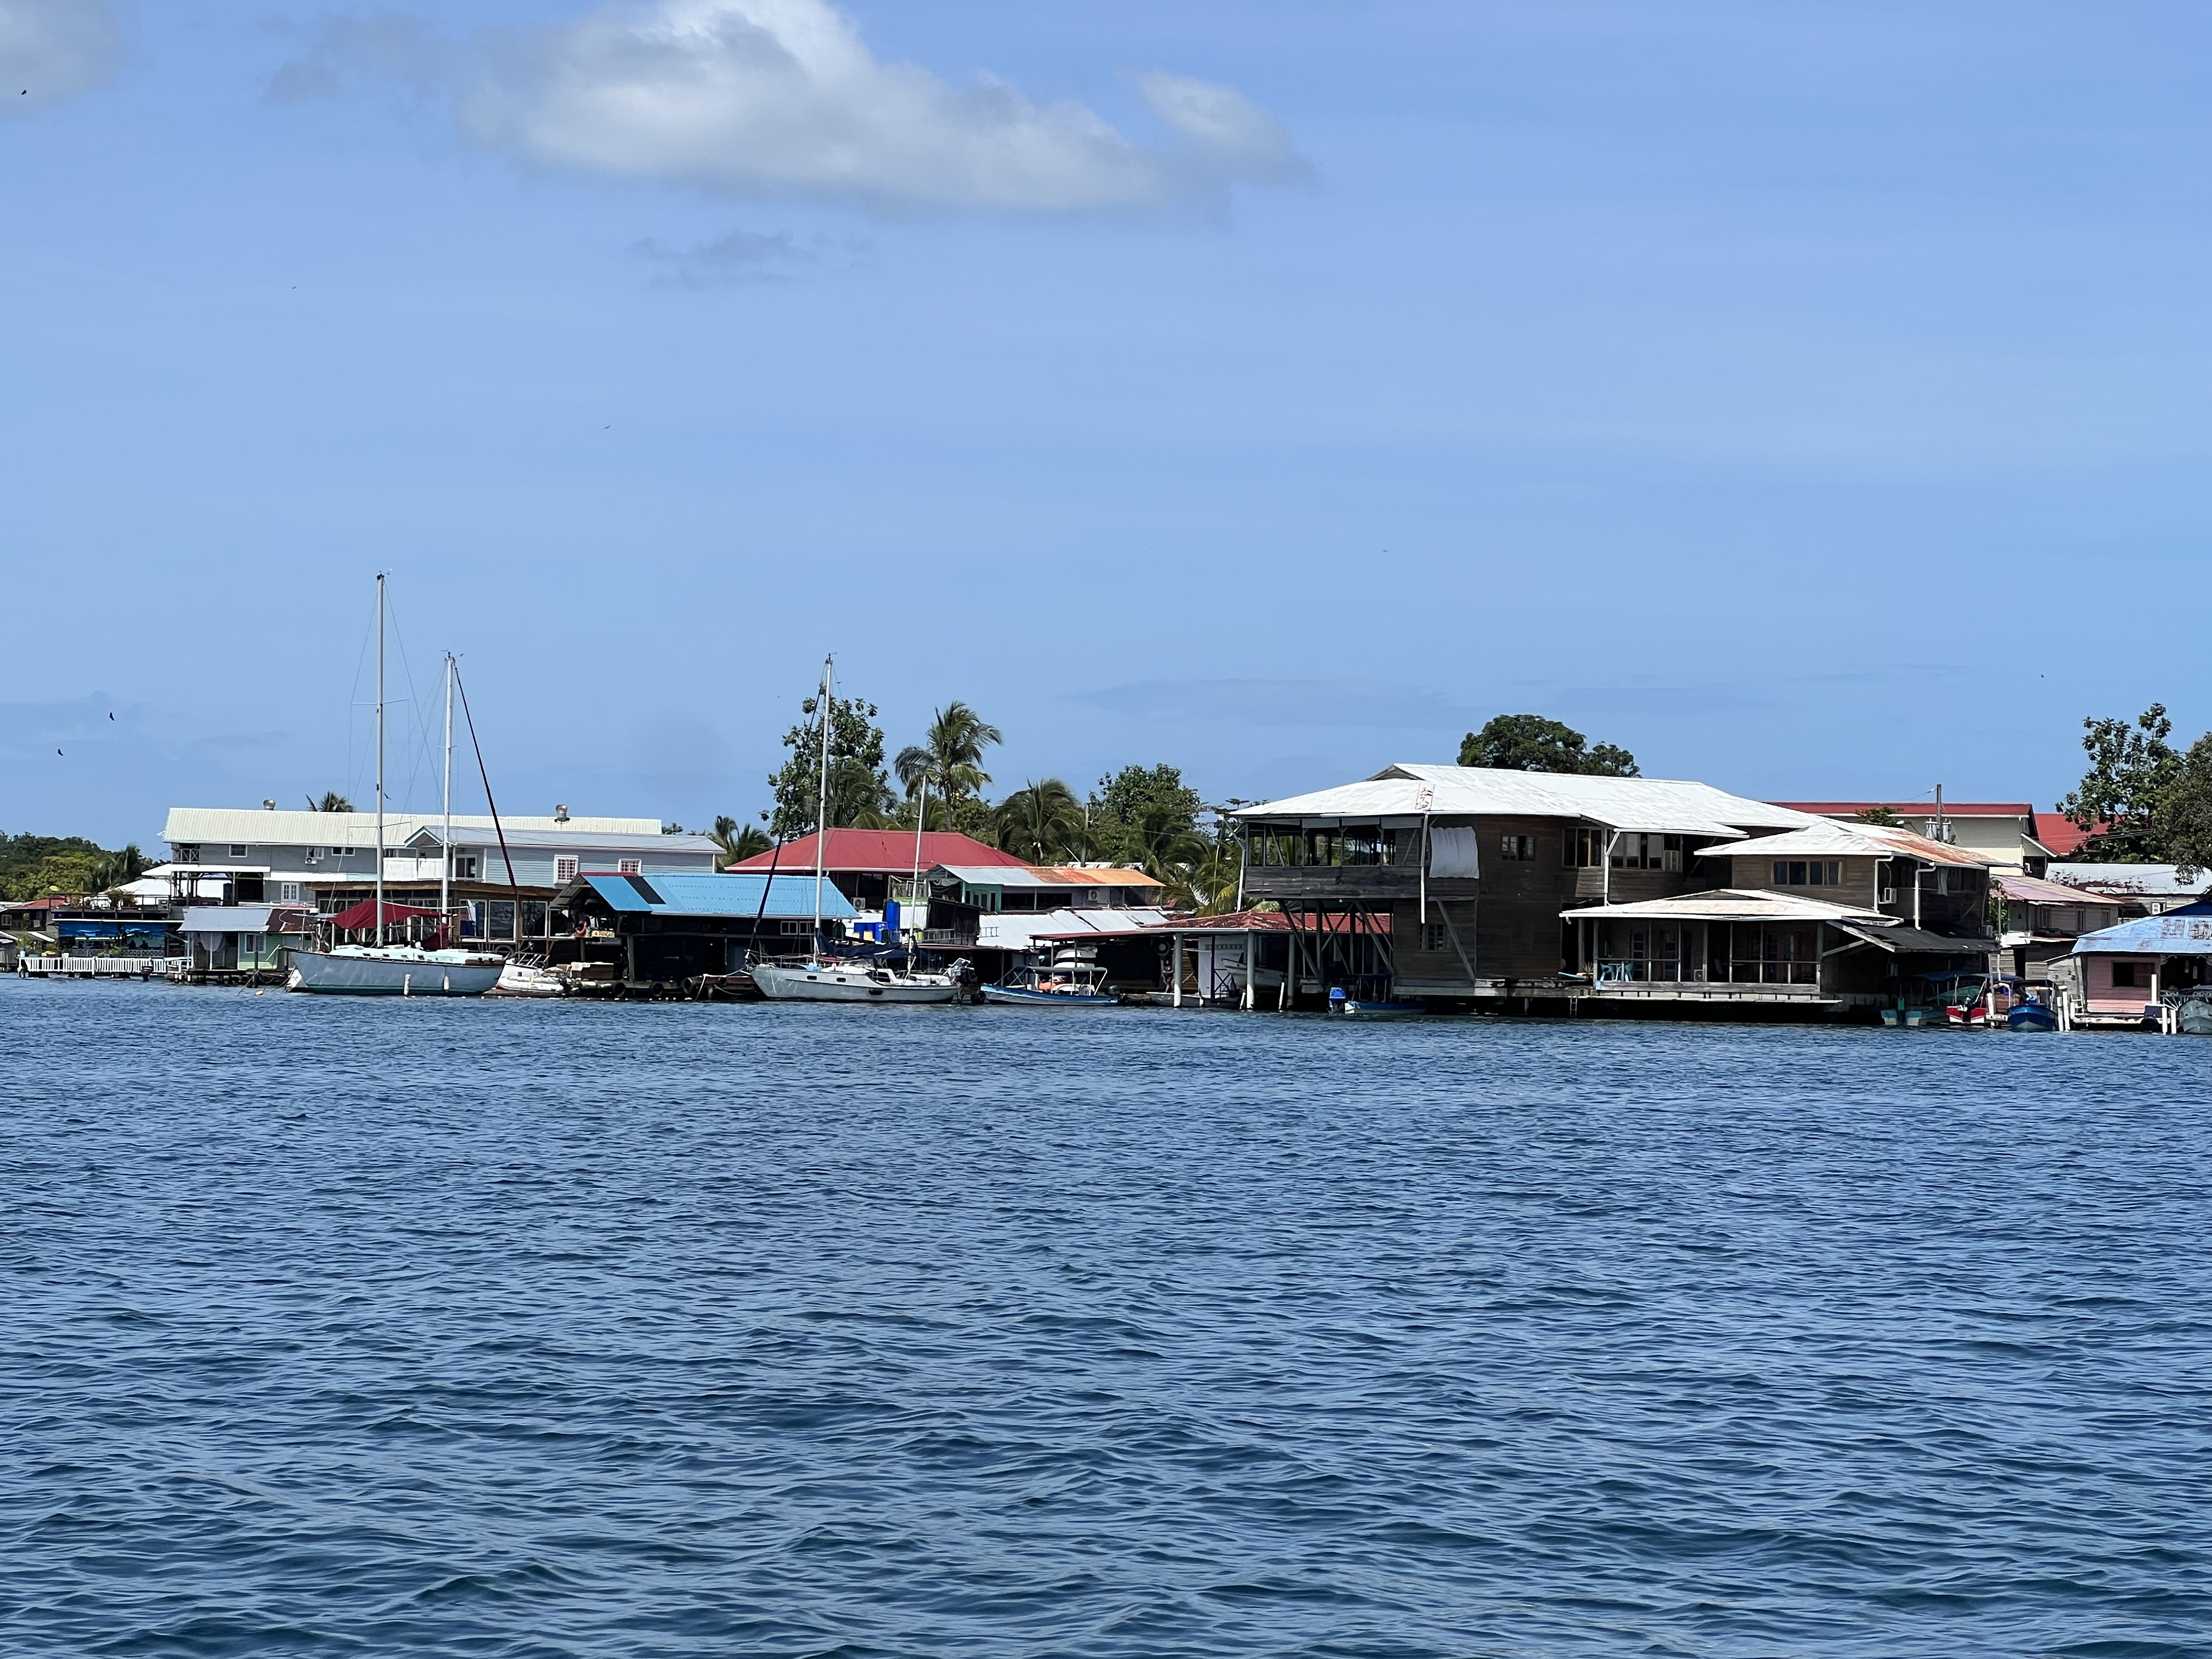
{"left": 813, "top": 654, "right": 832, "bottom": 947}
{"left": 909, "top": 780, "right": 927, "bottom": 948}
{"left": 441, "top": 652, "right": 454, "bottom": 922}
{"left": 374, "top": 573, "right": 386, "bottom": 947}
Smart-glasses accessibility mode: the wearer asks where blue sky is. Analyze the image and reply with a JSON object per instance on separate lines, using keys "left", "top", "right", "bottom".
{"left": 4, "top": 0, "right": 2208, "bottom": 845}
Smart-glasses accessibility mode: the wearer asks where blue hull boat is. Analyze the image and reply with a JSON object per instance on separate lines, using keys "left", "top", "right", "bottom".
{"left": 2007, "top": 1003, "right": 2059, "bottom": 1032}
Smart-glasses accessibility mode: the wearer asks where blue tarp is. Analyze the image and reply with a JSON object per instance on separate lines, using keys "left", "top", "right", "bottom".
{"left": 580, "top": 871, "right": 855, "bottom": 919}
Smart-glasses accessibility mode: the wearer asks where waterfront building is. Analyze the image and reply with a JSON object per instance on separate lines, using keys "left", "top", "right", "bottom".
{"left": 155, "top": 805, "right": 718, "bottom": 949}
{"left": 1991, "top": 874, "right": 2125, "bottom": 983}
{"left": 912, "top": 863, "right": 1172, "bottom": 983}
{"left": 1234, "top": 765, "right": 1999, "bottom": 1018}
{"left": 726, "top": 830, "right": 1023, "bottom": 911}
{"left": 555, "top": 871, "right": 854, "bottom": 992}
{"left": 2051, "top": 902, "right": 2212, "bottom": 1029}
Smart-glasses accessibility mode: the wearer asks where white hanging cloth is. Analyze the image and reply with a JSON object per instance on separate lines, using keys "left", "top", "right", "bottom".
{"left": 1428, "top": 825, "right": 1481, "bottom": 879}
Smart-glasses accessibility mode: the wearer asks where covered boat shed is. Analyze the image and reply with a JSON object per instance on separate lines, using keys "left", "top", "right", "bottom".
{"left": 2055, "top": 906, "right": 2212, "bottom": 1028}
{"left": 558, "top": 871, "right": 855, "bottom": 991}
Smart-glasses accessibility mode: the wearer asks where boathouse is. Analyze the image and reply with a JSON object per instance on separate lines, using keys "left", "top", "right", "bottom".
{"left": 2050, "top": 904, "right": 2212, "bottom": 1029}
{"left": 555, "top": 871, "right": 854, "bottom": 992}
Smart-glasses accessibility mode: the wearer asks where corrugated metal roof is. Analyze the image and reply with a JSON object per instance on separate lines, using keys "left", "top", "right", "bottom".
{"left": 1560, "top": 889, "right": 1887, "bottom": 924}
{"left": 441, "top": 828, "right": 719, "bottom": 855}
{"left": 1833, "top": 922, "right": 1997, "bottom": 955}
{"left": 936, "top": 864, "right": 1160, "bottom": 889}
{"left": 729, "top": 830, "right": 1024, "bottom": 874}
{"left": 1697, "top": 822, "right": 1993, "bottom": 867}
{"left": 1995, "top": 873, "right": 2124, "bottom": 906}
{"left": 1234, "top": 765, "right": 1820, "bottom": 838}
{"left": 1773, "top": 801, "right": 2034, "bottom": 817}
{"left": 1103, "top": 909, "right": 1391, "bottom": 936}
{"left": 2034, "top": 814, "right": 2098, "bottom": 857}
{"left": 163, "top": 808, "right": 666, "bottom": 845}
{"left": 580, "top": 872, "right": 854, "bottom": 918}
{"left": 179, "top": 904, "right": 315, "bottom": 933}
{"left": 2071, "top": 912, "right": 2212, "bottom": 954}
{"left": 2045, "top": 864, "right": 2212, "bottom": 898}
{"left": 984, "top": 907, "right": 1179, "bottom": 947}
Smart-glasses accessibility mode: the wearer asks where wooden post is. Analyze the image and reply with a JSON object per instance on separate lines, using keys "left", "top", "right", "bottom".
{"left": 1172, "top": 932, "right": 1183, "bottom": 1007}
{"left": 1244, "top": 928, "right": 1256, "bottom": 1010}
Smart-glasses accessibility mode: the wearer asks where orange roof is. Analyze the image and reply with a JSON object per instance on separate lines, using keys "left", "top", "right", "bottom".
{"left": 1023, "top": 865, "right": 1163, "bottom": 888}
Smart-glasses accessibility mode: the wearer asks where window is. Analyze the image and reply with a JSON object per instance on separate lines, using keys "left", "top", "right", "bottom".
{"left": 1773, "top": 861, "right": 1840, "bottom": 887}
{"left": 228, "top": 844, "right": 248, "bottom": 859}
{"left": 1424, "top": 922, "right": 1448, "bottom": 952}
{"left": 522, "top": 900, "right": 548, "bottom": 937}
{"left": 1564, "top": 827, "right": 1606, "bottom": 868}
{"left": 1612, "top": 833, "right": 1674, "bottom": 871}
{"left": 453, "top": 854, "right": 480, "bottom": 880}
{"left": 485, "top": 900, "right": 516, "bottom": 940}
{"left": 176, "top": 845, "right": 200, "bottom": 864}
{"left": 1499, "top": 834, "right": 1534, "bottom": 861}
{"left": 617, "top": 857, "right": 642, "bottom": 875}
{"left": 554, "top": 855, "right": 579, "bottom": 884}
{"left": 278, "top": 882, "right": 300, "bottom": 903}
{"left": 2112, "top": 961, "right": 2138, "bottom": 987}
{"left": 303, "top": 847, "right": 321, "bottom": 866}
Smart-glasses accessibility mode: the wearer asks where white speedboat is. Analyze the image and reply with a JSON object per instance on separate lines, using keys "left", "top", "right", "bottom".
{"left": 491, "top": 959, "right": 568, "bottom": 998}
{"left": 752, "top": 959, "right": 960, "bottom": 1003}
{"left": 287, "top": 944, "right": 504, "bottom": 996}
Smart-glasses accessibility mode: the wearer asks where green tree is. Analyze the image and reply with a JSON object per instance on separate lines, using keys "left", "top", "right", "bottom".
{"left": 768, "top": 692, "right": 896, "bottom": 836}
{"left": 1458, "top": 715, "right": 1639, "bottom": 776}
{"left": 0, "top": 832, "right": 115, "bottom": 900}
{"left": 1086, "top": 763, "right": 1203, "bottom": 864}
{"left": 709, "top": 815, "right": 771, "bottom": 868}
{"left": 995, "top": 778, "right": 1085, "bottom": 864}
{"left": 314, "top": 791, "right": 353, "bottom": 812}
{"left": 2162, "top": 733, "right": 2212, "bottom": 880}
{"left": 894, "top": 702, "right": 1004, "bottom": 811}
{"left": 1855, "top": 805, "right": 1902, "bottom": 827}
{"left": 2057, "top": 704, "right": 2179, "bottom": 862}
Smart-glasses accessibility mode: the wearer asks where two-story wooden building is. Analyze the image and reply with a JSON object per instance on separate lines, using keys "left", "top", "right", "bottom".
{"left": 1234, "top": 765, "right": 1998, "bottom": 1018}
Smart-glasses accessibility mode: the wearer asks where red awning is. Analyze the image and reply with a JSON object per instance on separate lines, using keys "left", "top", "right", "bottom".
{"left": 325, "top": 899, "right": 445, "bottom": 930}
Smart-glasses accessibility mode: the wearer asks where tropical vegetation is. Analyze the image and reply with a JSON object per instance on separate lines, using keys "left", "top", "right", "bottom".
{"left": 2059, "top": 703, "right": 2212, "bottom": 874}
{"left": 0, "top": 832, "right": 148, "bottom": 900}
{"left": 1458, "top": 714, "right": 1638, "bottom": 776}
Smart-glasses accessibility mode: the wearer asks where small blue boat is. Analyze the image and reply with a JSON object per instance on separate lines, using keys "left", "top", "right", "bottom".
{"left": 2007, "top": 1000, "right": 2059, "bottom": 1032}
{"left": 980, "top": 962, "right": 1120, "bottom": 1007}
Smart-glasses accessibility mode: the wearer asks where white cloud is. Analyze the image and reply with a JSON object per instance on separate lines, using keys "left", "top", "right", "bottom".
{"left": 282, "top": 0, "right": 1304, "bottom": 213}
{"left": 0, "top": 0, "right": 124, "bottom": 118}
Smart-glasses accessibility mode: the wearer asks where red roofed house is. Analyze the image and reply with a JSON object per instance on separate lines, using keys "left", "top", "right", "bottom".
{"left": 1769, "top": 802, "right": 2061, "bottom": 876}
{"left": 728, "top": 828, "right": 1022, "bottom": 910}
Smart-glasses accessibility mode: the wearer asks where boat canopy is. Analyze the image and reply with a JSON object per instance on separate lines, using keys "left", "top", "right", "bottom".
{"left": 326, "top": 898, "right": 445, "bottom": 929}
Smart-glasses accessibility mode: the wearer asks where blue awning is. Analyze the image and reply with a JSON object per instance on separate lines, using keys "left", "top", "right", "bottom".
{"left": 579, "top": 872, "right": 854, "bottom": 919}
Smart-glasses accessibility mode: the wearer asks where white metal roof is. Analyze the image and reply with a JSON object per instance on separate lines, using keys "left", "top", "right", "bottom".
{"left": 162, "top": 807, "right": 664, "bottom": 846}
{"left": 1696, "top": 821, "right": 1995, "bottom": 868}
{"left": 2045, "top": 864, "right": 2212, "bottom": 899}
{"left": 1234, "top": 764, "right": 1821, "bottom": 838}
{"left": 977, "top": 907, "right": 1177, "bottom": 949}
{"left": 1560, "top": 889, "right": 1890, "bottom": 924}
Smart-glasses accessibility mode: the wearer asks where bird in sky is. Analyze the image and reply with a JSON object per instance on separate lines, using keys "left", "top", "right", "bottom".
{"left": 109, "top": 712, "right": 115, "bottom": 720}
{"left": 57, "top": 748, "right": 64, "bottom": 755}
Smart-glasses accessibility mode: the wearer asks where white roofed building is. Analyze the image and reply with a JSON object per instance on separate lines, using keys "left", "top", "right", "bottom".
{"left": 1232, "top": 764, "right": 1997, "bottom": 1017}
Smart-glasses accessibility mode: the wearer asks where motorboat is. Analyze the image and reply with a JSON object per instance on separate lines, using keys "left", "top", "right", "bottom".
{"left": 2179, "top": 991, "right": 2212, "bottom": 1037}
{"left": 288, "top": 943, "right": 503, "bottom": 996}
{"left": 753, "top": 958, "right": 961, "bottom": 1003}
{"left": 491, "top": 958, "right": 568, "bottom": 998}
{"left": 2007, "top": 996, "right": 2059, "bottom": 1032}
{"left": 981, "top": 960, "right": 1119, "bottom": 1007}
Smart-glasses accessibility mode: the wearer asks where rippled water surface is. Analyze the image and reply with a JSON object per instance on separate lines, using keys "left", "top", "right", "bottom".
{"left": 4, "top": 980, "right": 2210, "bottom": 1657}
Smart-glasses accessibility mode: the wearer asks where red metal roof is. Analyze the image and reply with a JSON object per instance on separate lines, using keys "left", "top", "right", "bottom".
{"left": 728, "top": 829, "right": 1024, "bottom": 874}
{"left": 2033, "top": 814, "right": 2100, "bottom": 857}
{"left": 1771, "top": 801, "right": 2035, "bottom": 818}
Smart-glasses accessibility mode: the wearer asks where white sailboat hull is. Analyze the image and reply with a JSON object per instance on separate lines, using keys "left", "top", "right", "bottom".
{"left": 287, "top": 949, "right": 503, "bottom": 996}
{"left": 752, "top": 962, "right": 959, "bottom": 1003}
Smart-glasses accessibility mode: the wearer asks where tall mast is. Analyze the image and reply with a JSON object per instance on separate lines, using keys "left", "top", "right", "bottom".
{"left": 374, "top": 573, "right": 386, "bottom": 946}
{"left": 441, "top": 652, "right": 454, "bottom": 923}
{"left": 814, "top": 654, "right": 832, "bottom": 950}
{"left": 909, "top": 778, "right": 928, "bottom": 947}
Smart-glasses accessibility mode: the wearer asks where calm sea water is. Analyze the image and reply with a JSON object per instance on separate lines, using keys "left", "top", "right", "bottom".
{"left": 3, "top": 979, "right": 2209, "bottom": 1658}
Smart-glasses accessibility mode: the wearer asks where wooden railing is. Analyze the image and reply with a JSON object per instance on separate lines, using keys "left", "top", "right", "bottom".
{"left": 18, "top": 956, "right": 185, "bottom": 978}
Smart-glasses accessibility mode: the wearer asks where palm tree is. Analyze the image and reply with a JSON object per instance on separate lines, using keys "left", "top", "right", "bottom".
{"left": 709, "top": 814, "right": 771, "bottom": 870}
{"left": 894, "top": 702, "right": 1003, "bottom": 813}
{"left": 314, "top": 791, "right": 353, "bottom": 812}
{"left": 995, "top": 779, "right": 1085, "bottom": 864}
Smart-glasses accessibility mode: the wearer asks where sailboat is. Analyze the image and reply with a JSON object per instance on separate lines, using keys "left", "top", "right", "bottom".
{"left": 287, "top": 577, "right": 505, "bottom": 997}
{"left": 751, "top": 655, "right": 961, "bottom": 1006}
